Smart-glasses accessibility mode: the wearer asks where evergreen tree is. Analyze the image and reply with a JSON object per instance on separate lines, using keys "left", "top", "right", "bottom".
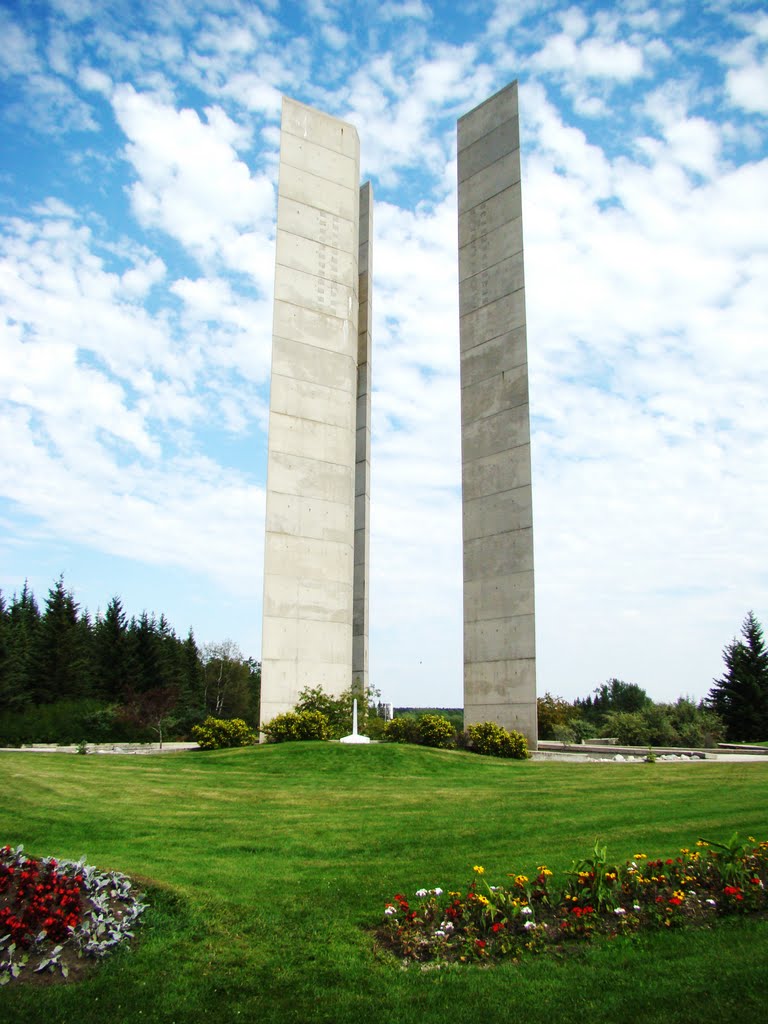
{"left": 33, "top": 575, "right": 87, "bottom": 702}
{"left": 128, "top": 612, "right": 161, "bottom": 693}
{"left": 708, "top": 611, "right": 768, "bottom": 742}
{"left": 93, "top": 596, "right": 134, "bottom": 701}
{"left": 3, "top": 582, "right": 41, "bottom": 710}
{"left": 178, "top": 629, "right": 204, "bottom": 720}
{"left": 0, "top": 592, "right": 10, "bottom": 709}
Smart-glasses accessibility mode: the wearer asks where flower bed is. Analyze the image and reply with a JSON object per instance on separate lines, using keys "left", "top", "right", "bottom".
{"left": 378, "top": 834, "right": 768, "bottom": 965}
{"left": 1, "top": 844, "right": 147, "bottom": 984}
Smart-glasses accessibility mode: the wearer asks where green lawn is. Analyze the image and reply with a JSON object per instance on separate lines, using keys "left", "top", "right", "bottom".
{"left": 1, "top": 743, "right": 767, "bottom": 1023}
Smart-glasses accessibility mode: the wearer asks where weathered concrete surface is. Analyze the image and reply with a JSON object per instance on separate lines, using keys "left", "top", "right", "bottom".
{"left": 261, "top": 97, "right": 361, "bottom": 726}
{"left": 458, "top": 81, "right": 537, "bottom": 748}
{"left": 353, "top": 182, "right": 373, "bottom": 694}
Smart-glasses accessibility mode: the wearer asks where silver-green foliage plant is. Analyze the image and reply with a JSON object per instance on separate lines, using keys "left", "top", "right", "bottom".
{"left": 0, "top": 844, "right": 147, "bottom": 984}
{"left": 466, "top": 721, "right": 529, "bottom": 759}
{"left": 191, "top": 716, "right": 257, "bottom": 750}
{"left": 260, "top": 710, "right": 331, "bottom": 743}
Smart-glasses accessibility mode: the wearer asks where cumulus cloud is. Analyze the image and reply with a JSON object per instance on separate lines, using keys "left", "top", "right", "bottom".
{"left": 113, "top": 86, "right": 276, "bottom": 273}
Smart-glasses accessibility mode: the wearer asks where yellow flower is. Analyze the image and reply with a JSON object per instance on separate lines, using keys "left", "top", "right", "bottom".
{"left": 514, "top": 874, "right": 529, "bottom": 888}
{"left": 476, "top": 895, "right": 489, "bottom": 905}
{"left": 696, "top": 841, "right": 709, "bottom": 848}
{"left": 473, "top": 865, "right": 485, "bottom": 875}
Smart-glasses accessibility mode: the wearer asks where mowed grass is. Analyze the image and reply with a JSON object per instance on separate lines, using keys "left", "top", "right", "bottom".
{"left": 1, "top": 743, "right": 767, "bottom": 1024}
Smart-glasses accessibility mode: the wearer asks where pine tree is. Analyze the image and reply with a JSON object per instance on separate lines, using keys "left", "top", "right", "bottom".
{"left": 709, "top": 611, "right": 768, "bottom": 741}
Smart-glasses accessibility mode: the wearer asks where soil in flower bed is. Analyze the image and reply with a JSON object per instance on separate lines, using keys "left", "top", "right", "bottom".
{"left": 1, "top": 844, "right": 147, "bottom": 986}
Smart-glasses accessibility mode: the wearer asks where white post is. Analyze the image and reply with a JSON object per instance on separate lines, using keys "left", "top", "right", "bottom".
{"left": 340, "top": 696, "right": 370, "bottom": 744}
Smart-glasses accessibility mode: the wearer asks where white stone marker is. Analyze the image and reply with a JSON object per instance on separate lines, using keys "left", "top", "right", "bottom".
{"left": 340, "top": 698, "right": 370, "bottom": 744}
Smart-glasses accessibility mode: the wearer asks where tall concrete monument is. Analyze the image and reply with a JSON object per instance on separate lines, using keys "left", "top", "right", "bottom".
{"left": 457, "top": 81, "right": 537, "bottom": 747}
{"left": 354, "top": 182, "right": 373, "bottom": 694}
{"left": 260, "top": 97, "right": 372, "bottom": 727}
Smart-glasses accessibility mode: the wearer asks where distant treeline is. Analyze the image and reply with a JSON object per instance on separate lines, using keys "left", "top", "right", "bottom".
{"left": 0, "top": 576, "right": 259, "bottom": 745}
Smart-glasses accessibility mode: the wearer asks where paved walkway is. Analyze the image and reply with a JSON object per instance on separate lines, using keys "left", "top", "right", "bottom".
{"left": 0, "top": 742, "right": 199, "bottom": 755}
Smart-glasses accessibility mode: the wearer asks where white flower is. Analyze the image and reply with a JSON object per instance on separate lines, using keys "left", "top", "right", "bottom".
{"left": 431, "top": 888, "right": 443, "bottom": 896}
{"left": 385, "top": 906, "right": 396, "bottom": 916}
{"left": 521, "top": 906, "right": 533, "bottom": 915}
{"left": 415, "top": 888, "right": 428, "bottom": 897}
{"left": 441, "top": 920, "right": 454, "bottom": 933}
{"left": 633, "top": 904, "right": 641, "bottom": 911}
{"left": 614, "top": 908, "right": 626, "bottom": 915}
{"left": 434, "top": 930, "right": 446, "bottom": 937}
{"left": 706, "top": 899, "right": 716, "bottom": 906}
{"left": 524, "top": 921, "right": 536, "bottom": 930}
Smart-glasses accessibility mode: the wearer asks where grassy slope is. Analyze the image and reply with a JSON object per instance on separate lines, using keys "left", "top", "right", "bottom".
{"left": 1, "top": 743, "right": 767, "bottom": 1023}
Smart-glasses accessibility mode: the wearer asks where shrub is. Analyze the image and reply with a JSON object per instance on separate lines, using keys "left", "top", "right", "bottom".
{"left": 416, "top": 713, "right": 456, "bottom": 749}
{"left": 382, "top": 717, "right": 420, "bottom": 744}
{"left": 191, "top": 716, "right": 257, "bottom": 750}
{"left": 465, "top": 721, "right": 529, "bottom": 759}
{"left": 260, "top": 710, "right": 330, "bottom": 743}
{"left": 296, "top": 684, "right": 382, "bottom": 739}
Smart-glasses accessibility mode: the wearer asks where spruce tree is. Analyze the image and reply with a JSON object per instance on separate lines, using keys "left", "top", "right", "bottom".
{"left": 33, "top": 575, "right": 86, "bottom": 702}
{"left": 709, "top": 611, "right": 768, "bottom": 741}
{"left": 93, "top": 597, "right": 134, "bottom": 701}
{"left": 3, "top": 582, "right": 40, "bottom": 709}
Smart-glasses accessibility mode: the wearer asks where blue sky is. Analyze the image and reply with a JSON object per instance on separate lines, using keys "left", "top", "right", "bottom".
{"left": 1, "top": 0, "right": 766, "bottom": 708}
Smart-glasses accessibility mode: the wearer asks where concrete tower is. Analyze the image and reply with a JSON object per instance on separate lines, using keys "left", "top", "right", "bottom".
{"left": 457, "top": 81, "right": 537, "bottom": 747}
{"left": 260, "top": 97, "right": 372, "bottom": 726}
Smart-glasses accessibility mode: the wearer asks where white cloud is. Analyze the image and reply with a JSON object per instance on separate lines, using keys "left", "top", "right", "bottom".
{"left": 78, "top": 65, "right": 113, "bottom": 96}
{"left": 112, "top": 85, "right": 276, "bottom": 273}
{"left": 378, "top": 0, "right": 431, "bottom": 22}
{"left": 532, "top": 32, "right": 644, "bottom": 81}
{"left": 726, "top": 59, "right": 768, "bottom": 114}
{"left": 0, "top": 12, "right": 41, "bottom": 76}
{"left": 321, "top": 24, "right": 348, "bottom": 50}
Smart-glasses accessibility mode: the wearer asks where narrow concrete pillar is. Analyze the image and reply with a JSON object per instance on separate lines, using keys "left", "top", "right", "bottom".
{"left": 457, "top": 81, "right": 538, "bottom": 748}
{"left": 353, "top": 182, "right": 373, "bottom": 696}
{"left": 260, "top": 97, "right": 361, "bottom": 726}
